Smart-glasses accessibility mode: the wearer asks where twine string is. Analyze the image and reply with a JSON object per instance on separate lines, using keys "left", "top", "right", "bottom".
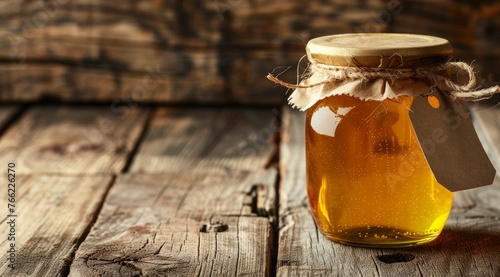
{"left": 266, "top": 61, "right": 499, "bottom": 100}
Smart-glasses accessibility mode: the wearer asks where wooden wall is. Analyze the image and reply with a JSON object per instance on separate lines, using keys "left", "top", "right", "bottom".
{"left": 0, "top": 0, "right": 498, "bottom": 105}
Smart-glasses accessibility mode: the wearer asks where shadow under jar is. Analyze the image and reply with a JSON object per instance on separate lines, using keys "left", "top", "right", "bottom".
{"left": 305, "top": 34, "right": 454, "bottom": 248}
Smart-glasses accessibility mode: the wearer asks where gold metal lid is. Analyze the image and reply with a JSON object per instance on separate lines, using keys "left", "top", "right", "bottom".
{"left": 307, "top": 33, "right": 453, "bottom": 68}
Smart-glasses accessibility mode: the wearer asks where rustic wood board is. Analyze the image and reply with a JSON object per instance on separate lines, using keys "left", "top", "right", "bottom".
{"left": 0, "top": 59, "right": 286, "bottom": 104}
{"left": 472, "top": 105, "right": 500, "bottom": 168}
{"left": 0, "top": 44, "right": 223, "bottom": 75}
{"left": 388, "top": 0, "right": 500, "bottom": 80}
{"left": 129, "top": 108, "right": 280, "bottom": 173}
{"left": 0, "top": 64, "right": 227, "bottom": 103}
{"left": 69, "top": 170, "right": 277, "bottom": 276}
{"left": 0, "top": 106, "right": 149, "bottom": 174}
{"left": 0, "top": 0, "right": 221, "bottom": 48}
{"left": 0, "top": 1, "right": 498, "bottom": 104}
{"left": 277, "top": 106, "right": 500, "bottom": 276}
{"left": 0, "top": 174, "right": 114, "bottom": 276}
{"left": 1, "top": 0, "right": 497, "bottom": 49}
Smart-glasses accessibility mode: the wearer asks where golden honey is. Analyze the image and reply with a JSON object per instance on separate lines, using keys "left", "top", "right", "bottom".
{"left": 306, "top": 95, "right": 454, "bottom": 247}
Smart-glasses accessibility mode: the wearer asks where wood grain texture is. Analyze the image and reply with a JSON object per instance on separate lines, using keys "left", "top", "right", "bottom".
{"left": 0, "top": 174, "right": 113, "bottom": 276}
{"left": 69, "top": 107, "right": 281, "bottom": 275}
{"left": 1, "top": 0, "right": 497, "bottom": 49}
{"left": 0, "top": 54, "right": 287, "bottom": 104}
{"left": 472, "top": 105, "right": 500, "bottom": 168}
{"left": 0, "top": 0, "right": 497, "bottom": 104}
{"left": 277, "top": 106, "right": 500, "bottom": 277}
{"left": 69, "top": 170, "right": 276, "bottom": 276}
{"left": 387, "top": 0, "right": 500, "bottom": 81}
{"left": 0, "top": 40, "right": 224, "bottom": 75}
{"left": 129, "top": 108, "right": 280, "bottom": 173}
{"left": 0, "top": 0, "right": 221, "bottom": 47}
{"left": 0, "top": 63, "right": 227, "bottom": 103}
{"left": 0, "top": 106, "right": 149, "bottom": 174}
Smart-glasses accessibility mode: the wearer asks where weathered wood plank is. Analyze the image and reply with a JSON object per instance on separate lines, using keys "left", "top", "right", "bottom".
{"left": 129, "top": 108, "right": 280, "bottom": 173}
{"left": 0, "top": 0, "right": 221, "bottom": 48}
{"left": 0, "top": 0, "right": 497, "bottom": 104}
{"left": 0, "top": 50, "right": 292, "bottom": 104}
{"left": 0, "top": 63, "right": 227, "bottom": 103}
{"left": 0, "top": 106, "right": 149, "bottom": 174}
{"left": 1, "top": 0, "right": 497, "bottom": 49}
{"left": 388, "top": 0, "right": 500, "bottom": 80}
{"left": 2, "top": 0, "right": 497, "bottom": 65}
{"left": 70, "top": 107, "right": 280, "bottom": 275}
{"left": 278, "top": 106, "right": 500, "bottom": 277}
{"left": 0, "top": 174, "right": 114, "bottom": 276}
{"left": 0, "top": 41, "right": 223, "bottom": 74}
{"left": 472, "top": 105, "right": 500, "bottom": 168}
{"left": 69, "top": 170, "right": 276, "bottom": 276}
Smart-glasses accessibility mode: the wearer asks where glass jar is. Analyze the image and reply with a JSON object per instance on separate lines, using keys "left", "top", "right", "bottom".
{"left": 305, "top": 34, "right": 455, "bottom": 247}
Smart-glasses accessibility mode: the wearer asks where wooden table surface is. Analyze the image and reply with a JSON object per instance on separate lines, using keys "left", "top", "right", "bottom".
{"left": 0, "top": 104, "right": 498, "bottom": 276}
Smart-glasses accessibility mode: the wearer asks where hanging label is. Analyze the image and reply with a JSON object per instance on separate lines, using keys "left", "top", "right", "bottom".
{"left": 409, "top": 92, "right": 496, "bottom": 191}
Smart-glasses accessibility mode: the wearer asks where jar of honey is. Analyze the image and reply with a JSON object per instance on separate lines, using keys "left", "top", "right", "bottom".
{"left": 304, "top": 34, "right": 455, "bottom": 247}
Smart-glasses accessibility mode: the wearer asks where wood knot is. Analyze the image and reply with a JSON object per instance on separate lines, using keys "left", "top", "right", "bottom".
{"left": 200, "top": 222, "right": 228, "bottom": 233}
{"left": 377, "top": 253, "right": 416, "bottom": 264}
{"left": 128, "top": 226, "right": 151, "bottom": 234}
{"left": 278, "top": 260, "right": 300, "bottom": 267}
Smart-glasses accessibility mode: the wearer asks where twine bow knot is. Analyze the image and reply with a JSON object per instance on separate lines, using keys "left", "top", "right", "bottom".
{"left": 267, "top": 61, "right": 499, "bottom": 102}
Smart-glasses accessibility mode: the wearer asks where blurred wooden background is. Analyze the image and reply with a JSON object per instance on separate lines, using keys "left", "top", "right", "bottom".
{"left": 0, "top": 0, "right": 498, "bottom": 104}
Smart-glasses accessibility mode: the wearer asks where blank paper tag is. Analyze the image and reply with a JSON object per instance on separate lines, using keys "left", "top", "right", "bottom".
{"left": 409, "top": 92, "right": 496, "bottom": 191}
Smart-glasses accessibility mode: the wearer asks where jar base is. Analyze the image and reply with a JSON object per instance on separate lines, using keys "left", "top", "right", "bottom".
{"left": 319, "top": 226, "right": 441, "bottom": 248}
